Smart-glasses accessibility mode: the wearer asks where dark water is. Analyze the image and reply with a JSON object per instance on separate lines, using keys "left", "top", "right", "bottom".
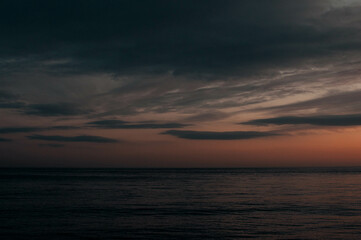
{"left": 1, "top": 168, "right": 361, "bottom": 239}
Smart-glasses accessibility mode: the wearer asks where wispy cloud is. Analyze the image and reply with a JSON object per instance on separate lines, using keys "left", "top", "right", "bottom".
{"left": 183, "top": 111, "right": 233, "bottom": 122}
{"left": 254, "top": 90, "right": 361, "bottom": 114}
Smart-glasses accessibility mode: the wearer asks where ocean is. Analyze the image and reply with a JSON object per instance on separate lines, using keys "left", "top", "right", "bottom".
{"left": 1, "top": 168, "right": 361, "bottom": 239}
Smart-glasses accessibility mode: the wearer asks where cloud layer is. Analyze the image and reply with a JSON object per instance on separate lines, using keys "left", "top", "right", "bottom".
{"left": 244, "top": 114, "right": 361, "bottom": 126}
{"left": 1, "top": 1, "right": 361, "bottom": 167}
{"left": 88, "top": 120, "right": 188, "bottom": 129}
{"left": 28, "top": 134, "right": 118, "bottom": 143}
{"left": 1, "top": 1, "right": 360, "bottom": 119}
{"left": 38, "top": 143, "right": 65, "bottom": 148}
{"left": 163, "top": 130, "right": 278, "bottom": 140}
{"left": 0, "top": 137, "right": 11, "bottom": 142}
{"left": 0, "top": 126, "right": 81, "bottom": 134}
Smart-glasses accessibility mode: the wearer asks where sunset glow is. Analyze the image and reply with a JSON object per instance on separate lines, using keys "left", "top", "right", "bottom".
{"left": 1, "top": 0, "right": 361, "bottom": 167}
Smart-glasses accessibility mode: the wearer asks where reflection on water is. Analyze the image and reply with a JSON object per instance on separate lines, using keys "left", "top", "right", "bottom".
{"left": 1, "top": 168, "right": 361, "bottom": 239}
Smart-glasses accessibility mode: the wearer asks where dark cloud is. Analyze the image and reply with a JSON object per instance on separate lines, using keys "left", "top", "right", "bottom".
{"left": 24, "top": 103, "right": 90, "bottom": 116}
{"left": 244, "top": 114, "right": 361, "bottom": 126}
{"left": 1, "top": 0, "right": 360, "bottom": 79}
{"left": 88, "top": 120, "right": 188, "bottom": 129}
{"left": 0, "top": 90, "right": 25, "bottom": 109}
{"left": 0, "top": 127, "right": 42, "bottom": 134}
{"left": 28, "top": 134, "right": 118, "bottom": 143}
{"left": 0, "top": 90, "right": 18, "bottom": 101}
{"left": 0, "top": 102, "right": 26, "bottom": 109}
{"left": 0, "top": 137, "right": 12, "bottom": 142}
{"left": 0, "top": 125, "right": 81, "bottom": 134}
{"left": 0, "top": 99, "right": 90, "bottom": 116}
{"left": 49, "top": 126, "right": 81, "bottom": 130}
{"left": 38, "top": 143, "right": 65, "bottom": 148}
{"left": 163, "top": 130, "right": 278, "bottom": 140}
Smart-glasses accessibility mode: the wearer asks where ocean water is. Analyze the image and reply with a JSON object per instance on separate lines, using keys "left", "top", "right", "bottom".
{"left": 1, "top": 168, "right": 361, "bottom": 239}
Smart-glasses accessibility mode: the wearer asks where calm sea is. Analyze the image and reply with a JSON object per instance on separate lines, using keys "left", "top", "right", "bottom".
{"left": 1, "top": 168, "right": 361, "bottom": 239}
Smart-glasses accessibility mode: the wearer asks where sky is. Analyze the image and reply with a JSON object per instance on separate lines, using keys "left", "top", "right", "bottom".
{"left": 1, "top": 0, "right": 361, "bottom": 167}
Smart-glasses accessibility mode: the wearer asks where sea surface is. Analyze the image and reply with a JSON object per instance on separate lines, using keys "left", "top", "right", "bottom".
{"left": 1, "top": 168, "right": 361, "bottom": 239}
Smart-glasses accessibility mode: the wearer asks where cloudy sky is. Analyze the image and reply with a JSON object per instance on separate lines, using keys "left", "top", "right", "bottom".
{"left": 1, "top": 0, "right": 361, "bottom": 167}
